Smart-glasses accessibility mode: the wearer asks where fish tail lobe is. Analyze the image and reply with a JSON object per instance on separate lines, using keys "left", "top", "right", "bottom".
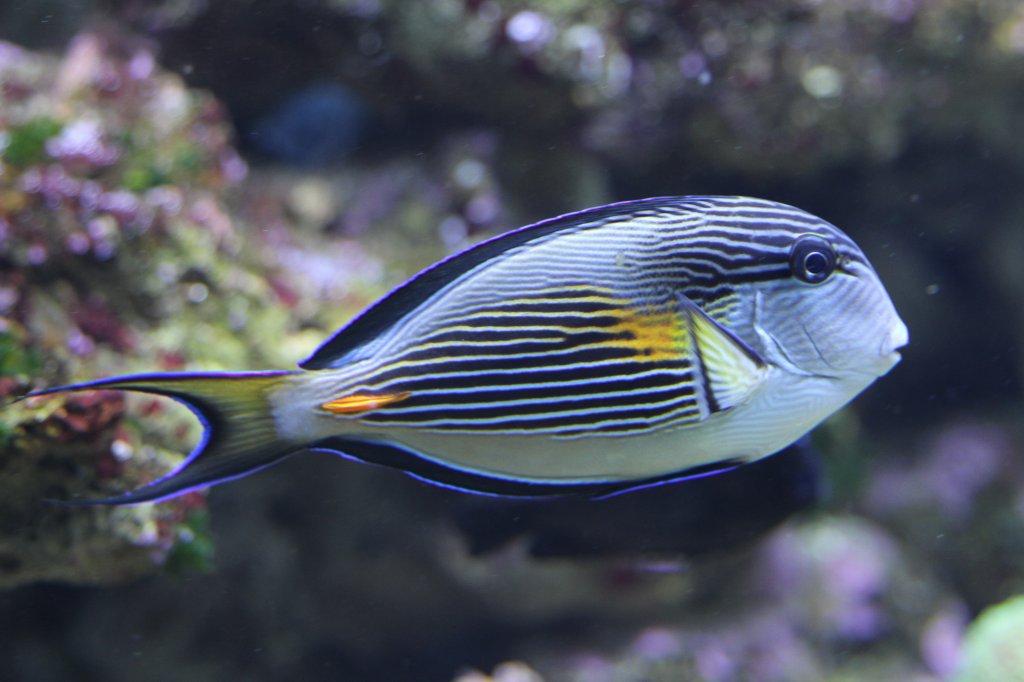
{"left": 28, "top": 371, "right": 301, "bottom": 506}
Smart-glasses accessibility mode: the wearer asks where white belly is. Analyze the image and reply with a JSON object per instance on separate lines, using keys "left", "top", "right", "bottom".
{"left": 273, "top": 366, "right": 874, "bottom": 485}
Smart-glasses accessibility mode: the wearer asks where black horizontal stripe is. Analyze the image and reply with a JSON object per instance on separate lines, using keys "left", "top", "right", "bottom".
{"left": 380, "top": 369, "right": 694, "bottom": 410}
{"left": 470, "top": 299, "right": 625, "bottom": 315}
{"left": 557, "top": 406, "right": 704, "bottom": 436}
{"left": 646, "top": 266, "right": 790, "bottom": 287}
{"left": 364, "top": 393, "right": 700, "bottom": 430}
{"left": 638, "top": 252, "right": 788, "bottom": 276}
{"left": 369, "top": 382, "right": 690, "bottom": 421}
{"left": 372, "top": 354, "right": 691, "bottom": 392}
{"left": 503, "top": 286, "right": 618, "bottom": 301}
{"left": 647, "top": 245, "right": 773, "bottom": 264}
{"left": 390, "top": 329, "right": 635, "bottom": 363}
{"left": 454, "top": 312, "right": 627, "bottom": 329}
{"left": 410, "top": 325, "right": 584, "bottom": 347}
{"left": 406, "top": 339, "right": 592, "bottom": 361}
{"left": 367, "top": 339, "right": 643, "bottom": 386}
{"left": 372, "top": 329, "right": 634, "bottom": 368}
{"left": 558, "top": 413, "right": 691, "bottom": 436}
{"left": 681, "top": 284, "right": 737, "bottom": 304}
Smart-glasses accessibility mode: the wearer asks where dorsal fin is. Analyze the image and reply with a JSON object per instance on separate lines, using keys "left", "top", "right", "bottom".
{"left": 299, "top": 197, "right": 697, "bottom": 370}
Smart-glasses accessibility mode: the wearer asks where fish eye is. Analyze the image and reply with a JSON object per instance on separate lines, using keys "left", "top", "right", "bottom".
{"left": 789, "top": 235, "right": 837, "bottom": 284}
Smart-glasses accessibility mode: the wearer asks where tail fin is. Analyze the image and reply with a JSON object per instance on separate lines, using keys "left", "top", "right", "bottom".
{"left": 25, "top": 371, "right": 301, "bottom": 505}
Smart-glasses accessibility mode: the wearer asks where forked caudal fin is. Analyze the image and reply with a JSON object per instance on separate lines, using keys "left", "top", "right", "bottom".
{"left": 24, "top": 371, "right": 300, "bottom": 505}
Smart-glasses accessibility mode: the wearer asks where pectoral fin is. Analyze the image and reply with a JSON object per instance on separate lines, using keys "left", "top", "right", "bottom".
{"left": 679, "top": 296, "right": 767, "bottom": 413}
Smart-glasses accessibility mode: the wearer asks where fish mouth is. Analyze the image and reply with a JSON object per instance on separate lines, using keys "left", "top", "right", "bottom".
{"left": 879, "top": 320, "right": 909, "bottom": 358}
{"left": 872, "top": 319, "right": 908, "bottom": 373}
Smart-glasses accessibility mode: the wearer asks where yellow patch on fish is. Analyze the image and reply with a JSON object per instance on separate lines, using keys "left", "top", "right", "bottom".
{"left": 609, "top": 306, "right": 688, "bottom": 362}
{"left": 606, "top": 299, "right": 765, "bottom": 412}
{"left": 321, "top": 391, "right": 411, "bottom": 415}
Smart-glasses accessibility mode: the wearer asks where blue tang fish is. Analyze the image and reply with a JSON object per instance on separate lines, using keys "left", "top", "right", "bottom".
{"left": 29, "top": 196, "right": 908, "bottom": 504}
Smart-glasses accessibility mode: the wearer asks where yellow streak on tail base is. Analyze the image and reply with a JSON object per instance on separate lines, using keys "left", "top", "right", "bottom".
{"left": 320, "top": 391, "right": 412, "bottom": 415}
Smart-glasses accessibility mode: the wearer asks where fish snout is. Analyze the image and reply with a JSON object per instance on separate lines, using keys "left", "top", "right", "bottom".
{"left": 880, "top": 318, "right": 909, "bottom": 361}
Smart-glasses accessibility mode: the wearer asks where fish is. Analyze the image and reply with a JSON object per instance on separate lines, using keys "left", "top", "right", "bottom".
{"left": 24, "top": 196, "right": 908, "bottom": 505}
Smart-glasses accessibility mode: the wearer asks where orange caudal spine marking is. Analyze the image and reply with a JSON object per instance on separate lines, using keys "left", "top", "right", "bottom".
{"left": 320, "top": 391, "right": 412, "bottom": 415}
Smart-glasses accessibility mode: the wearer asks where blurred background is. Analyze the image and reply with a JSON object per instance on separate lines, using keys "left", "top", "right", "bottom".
{"left": 1, "top": 1, "right": 1023, "bottom": 680}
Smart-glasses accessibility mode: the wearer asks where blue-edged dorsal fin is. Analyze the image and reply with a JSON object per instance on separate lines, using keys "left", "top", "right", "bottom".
{"left": 300, "top": 197, "right": 695, "bottom": 370}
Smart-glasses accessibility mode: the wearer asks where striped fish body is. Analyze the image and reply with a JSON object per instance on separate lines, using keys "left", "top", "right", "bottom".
{"left": 29, "top": 196, "right": 908, "bottom": 504}
{"left": 274, "top": 196, "right": 906, "bottom": 493}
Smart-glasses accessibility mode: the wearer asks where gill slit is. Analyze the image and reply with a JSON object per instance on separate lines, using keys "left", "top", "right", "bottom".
{"left": 800, "top": 319, "right": 841, "bottom": 377}
{"left": 752, "top": 291, "right": 833, "bottom": 379}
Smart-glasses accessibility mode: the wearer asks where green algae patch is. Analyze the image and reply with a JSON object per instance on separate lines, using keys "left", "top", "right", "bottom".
{"left": 1, "top": 117, "right": 62, "bottom": 168}
{"left": 164, "top": 508, "right": 215, "bottom": 575}
{"left": 955, "top": 594, "right": 1024, "bottom": 682}
{"left": 0, "top": 330, "right": 42, "bottom": 378}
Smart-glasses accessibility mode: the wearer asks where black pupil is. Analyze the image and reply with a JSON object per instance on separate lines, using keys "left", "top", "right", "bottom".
{"left": 790, "top": 236, "right": 836, "bottom": 284}
{"left": 804, "top": 251, "right": 828, "bottom": 275}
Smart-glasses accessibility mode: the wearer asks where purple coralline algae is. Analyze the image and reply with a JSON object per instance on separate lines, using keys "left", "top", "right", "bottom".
{"left": 0, "top": 33, "right": 380, "bottom": 586}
